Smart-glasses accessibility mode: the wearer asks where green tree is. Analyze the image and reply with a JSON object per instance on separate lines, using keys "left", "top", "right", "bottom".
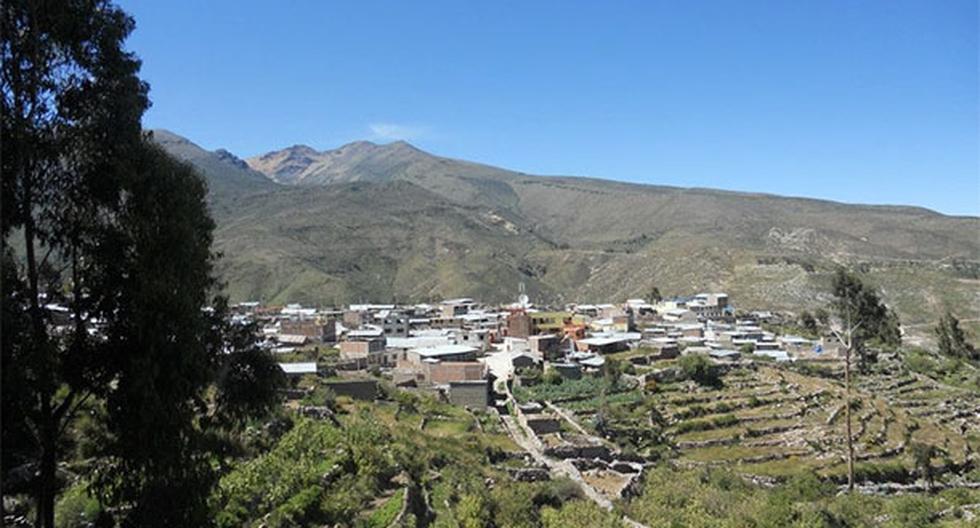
{"left": 678, "top": 354, "right": 721, "bottom": 387}
{"left": 829, "top": 268, "right": 900, "bottom": 492}
{"left": 541, "top": 500, "right": 623, "bottom": 528}
{"left": 798, "top": 310, "right": 819, "bottom": 336}
{"left": 2, "top": 1, "right": 148, "bottom": 524}
{"left": 831, "top": 268, "right": 902, "bottom": 367}
{"left": 648, "top": 286, "right": 663, "bottom": 304}
{"left": 909, "top": 442, "right": 942, "bottom": 493}
{"left": 212, "top": 316, "right": 287, "bottom": 427}
{"left": 603, "top": 357, "right": 624, "bottom": 387}
{"left": 935, "top": 311, "right": 977, "bottom": 361}
{"left": 814, "top": 307, "right": 831, "bottom": 326}
{"left": 91, "top": 145, "right": 285, "bottom": 526}
{"left": 2, "top": 4, "right": 282, "bottom": 524}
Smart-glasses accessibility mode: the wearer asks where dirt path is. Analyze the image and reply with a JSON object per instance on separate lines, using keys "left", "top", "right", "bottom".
{"left": 499, "top": 384, "right": 650, "bottom": 527}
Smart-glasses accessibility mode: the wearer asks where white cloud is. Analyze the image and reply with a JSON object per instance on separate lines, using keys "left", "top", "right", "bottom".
{"left": 368, "top": 123, "right": 429, "bottom": 141}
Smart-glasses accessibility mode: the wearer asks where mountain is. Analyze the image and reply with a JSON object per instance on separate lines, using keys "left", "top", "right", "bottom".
{"left": 149, "top": 130, "right": 278, "bottom": 211}
{"left": 152, "top": 129, "right": 980, "bottom": 330}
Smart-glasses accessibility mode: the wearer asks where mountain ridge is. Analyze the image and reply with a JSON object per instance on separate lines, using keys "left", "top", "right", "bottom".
{"left": 151, "top": 129, "right": 980, "bottom": 330}
{"left": 242, "top": 135, "right": 967, "bottom": 219}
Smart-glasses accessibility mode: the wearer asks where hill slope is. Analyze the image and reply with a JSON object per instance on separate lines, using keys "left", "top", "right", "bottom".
{"left": 154, "top": 130, "right": 980, "bottom": 327}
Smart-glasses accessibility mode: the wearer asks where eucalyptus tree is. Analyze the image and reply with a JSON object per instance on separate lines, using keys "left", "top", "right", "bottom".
{"left": 2, "top": 2, "right": 282, "bottom": 525}
{"left": 828, "top": 268, "right": 901, "bottom": 491}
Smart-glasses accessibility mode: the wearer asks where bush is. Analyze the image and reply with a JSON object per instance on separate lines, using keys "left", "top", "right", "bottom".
{"left": 360, "top": 488, "right": 405, "bottom": 528}
{"left": 542, "top": 368, "right": 563, "bottom": 386}
{"left": 851, "top": 461, "right": 910, "bottom": 484}
{"left": 55, "top": 481, "right": 104, "bottom": 528}
{"left": 674, "top": 414, "right": 739, "bottom": 434}
{"left": 678, "top": 354, "right": 721, "bottom": 387}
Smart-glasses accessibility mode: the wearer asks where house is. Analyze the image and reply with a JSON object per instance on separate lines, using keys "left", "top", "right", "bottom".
{"left": 550, "top": 362, "right": 582, "bottom": 380}
{"left": 425, "top": 361, "right": 486, "bottom": 384}
{"left": 689, "top": 293, "right": 730, "bottom": 319}
{"left": 674, "top": 323, "right": 704, "bottom": 338}
{"left": 342, "top": 310, "right": 365, "bottom": 328}
{"left": 448, "top": 380, "right": 490, "bottom": 408}
{"left": 339, "top": 329, "right": 388, "bottom": 367}
{"left": 402, "top": 344, "right": 478, "bottom": 366}
{"left": 380, "top": 310, "right": 410, "bottom": 337}
{"left": 528, "top": 334, "right": 560, "bottom": 359}
{"left": 625, "top": 299, "right": 655, "bottom": 315}
{"left": 663, "top": 308, "right": 696, "bottom": 323}
{"left": 708, "top": 349, "right": 740, "bottom": 362}
{"left": 278, "top": 362, "right": 318, "bottom": 375}
{"left": 641, "top": 326, "right": 669, "bottom": 338}
{"left": 512, "top": 353, "right": 539, "bottom": 370}
{"left": 754, "top": 341, "right": 781, "bottom": 351}
{"left": 530, "top": 312, "right": 578, "bottom": 334}
{"left": 281, "top": 304, "right": 317, "bottom": 318}
{"left": 577, "top": 336, "right": 630, "bottom": 354}
{"left": 276, "top": 333, "right": 308, "bottom": 346}
{"left": 578, "top": 355, "right": 606, "bottom": 372}
{"left": 280, "top": 318, "right": 336, "bottom": 343}
{"left": 754, "top": 350, "right": 792, "bottom": 362}
{"left": 507, "top": 309, "right": 532, "bottom": 338}
{"left": 441, "top": 298, "right": 474, "bottom": 318}
{"left": 573, "top": 304, "right": 601, "bottom": 317}
{"left": 779, "top": 335, "right": 813, "bottom": 354}
{"left": 679, "top": 336, "right": 706, "bottom": 348}
{"left": 645, "top": 337, "right": 680, "bottom": 359}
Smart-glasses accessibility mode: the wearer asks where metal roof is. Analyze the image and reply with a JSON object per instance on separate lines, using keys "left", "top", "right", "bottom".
{"left": 278, "top": 362, "right": 317, "bottom": 374}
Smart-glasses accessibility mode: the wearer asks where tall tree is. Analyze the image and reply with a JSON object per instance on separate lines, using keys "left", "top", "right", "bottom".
{"left": 828, "top": 268, "right": 901, "bottom": 492}
{"left": 2, "top": 1, "right": 148, "bottom": 525}
{"left": 2, "top": 3, "right": 283, "bottom": 525}
{"left": 89, "top": 144, "right": 222, "bottom": 526}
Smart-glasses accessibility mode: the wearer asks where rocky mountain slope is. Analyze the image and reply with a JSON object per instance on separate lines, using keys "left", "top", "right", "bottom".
{"left": 151, "top": 129, "right": 980, "bottom": 327}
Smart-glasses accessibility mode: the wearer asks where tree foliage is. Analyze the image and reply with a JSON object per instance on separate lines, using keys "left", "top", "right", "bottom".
{"left": 678, "top": 353, "right": 721, "bottom": 388}
{"left": 830, "top": 268, "right": 902, "bottom": 368}
{"left": 2, "top": 0, "right": 149, "bottom": 524}
{"left": 1, "top": 2, "right": 283, "bottom": 525}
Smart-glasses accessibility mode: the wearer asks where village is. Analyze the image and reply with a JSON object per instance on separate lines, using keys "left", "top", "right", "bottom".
{"left": 244, "top": 290, "right": 836, "bottom": 411}
{"left": 225, "top": 291, "right": 860, "bottom": 503}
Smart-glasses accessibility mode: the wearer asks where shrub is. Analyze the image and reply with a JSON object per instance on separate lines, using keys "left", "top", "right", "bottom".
{"left": 678, "top": 354, "right": 721, "bottom": 387}
{"left": 674, "top": 414, "right": 739, "bottom": 434}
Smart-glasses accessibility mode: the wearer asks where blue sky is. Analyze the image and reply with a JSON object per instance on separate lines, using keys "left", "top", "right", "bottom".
{"left": 120, "top": 0, "right": 978, "bottom": 215}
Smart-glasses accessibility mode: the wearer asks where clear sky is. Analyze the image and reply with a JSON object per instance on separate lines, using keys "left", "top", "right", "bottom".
{"left": 119, "top": 0, "right": 978, "bottom": 215}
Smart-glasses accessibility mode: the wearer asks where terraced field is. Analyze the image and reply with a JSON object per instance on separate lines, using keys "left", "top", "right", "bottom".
{"left": 526, "top": 358, "right": 979, "bottom": 487}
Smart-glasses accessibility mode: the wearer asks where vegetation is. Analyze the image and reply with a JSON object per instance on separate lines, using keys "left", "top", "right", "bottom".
{"left": 935, "top": 311, "right": 978, "bottom": 361}
{"left": 1, "top": 2, "right": 282, "bottom": 525}
{"left": 514, "top": 375, "right": 631, "bottom": 404}
{"left": 678, "top": 354, "right": 722, "bottom": 387}
{"left": 3, "top": 1, "right": 977, "bottom": 526}
{"left": 831, "top": 268, "right": 903, "bottom": 361}
{"left": 624, "top": 466, "right": 980, "bottom": 528}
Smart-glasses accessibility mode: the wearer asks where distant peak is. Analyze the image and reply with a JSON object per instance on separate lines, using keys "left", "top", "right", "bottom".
{"left": 258, "top": 144, "right": 318, "bottom": 160}
{"left": 388, "top": 139, "right": 420, "bottom": 151}
{"left": 332, "top": 139, "right": 422, "bottom": 153}
{"left": 214, "top": 148, "right": 249, "bottom": 170}
{"left": 284, "top": 144, "right": 318, "bottom": 154}
{"left": 334, "top": 140, "right": 379, "bottom": 152}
